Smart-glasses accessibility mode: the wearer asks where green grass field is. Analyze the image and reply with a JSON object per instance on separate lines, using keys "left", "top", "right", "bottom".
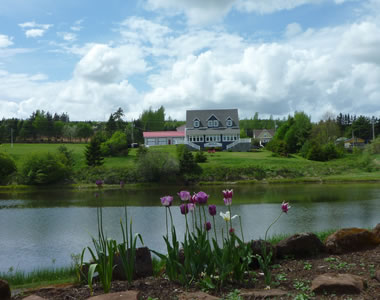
{"left": 1, "top": 143, "right": 379, "bottom": 183}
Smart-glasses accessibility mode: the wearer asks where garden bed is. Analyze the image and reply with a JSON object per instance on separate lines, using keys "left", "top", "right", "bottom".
{"left": 13, "top": 245, "right": 380, "bottom": 299}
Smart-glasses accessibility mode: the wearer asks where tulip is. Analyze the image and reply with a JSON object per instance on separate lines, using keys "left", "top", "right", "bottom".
{"left": 180, "top": 203, "right": 189, "bottom": 215}
{"left": 196, "top": 191, "right": 209, "bottom": 205}
{"left": 95, "top": 179, "right": 103, "bottom": 187}
{"left": 222, "top": 189, "right": 233, "bottom": 199}
{"left": 208, "top": 205, "right": 217, "bottom": 216}
{"left": 120, "top": 181, "right": 125, "bottom": 188}
{"left": 178, "top": 191, "right": 191, "bottom": 201}
{"left": 281, "top": 201, "right": 291, "bottom": 213}
{"left": 160, "top": 195, "right": 173, "bottom": 207}
{"left": 219, "top": 211, "right": 238, "bottom": 222}
{"left": 190, "top": 194, "right": 198, "bottom": 204}
{"left": 187, "top": 203, "right": 196, "bottom": 211}
{"left": 229, "top": 228, "right": 235, "bottom": 235}
{"left": 205, "top": 221, "right": 212, "bottom": 231}
{"left": 223, "top": 198, "right": 232, "bottom": 206}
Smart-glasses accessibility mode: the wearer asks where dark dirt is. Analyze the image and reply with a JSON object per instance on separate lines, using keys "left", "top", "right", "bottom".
{"left": 12, "top": 245, "right": 380, "bottom": 300}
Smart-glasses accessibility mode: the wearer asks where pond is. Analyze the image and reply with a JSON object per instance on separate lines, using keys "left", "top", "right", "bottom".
{"left": 0, "top": 183, "right": 380, "bottom": 273}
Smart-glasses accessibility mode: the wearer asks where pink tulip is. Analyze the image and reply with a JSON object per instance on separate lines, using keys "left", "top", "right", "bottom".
{"left": 281, "top": 201, "right": 290, "bottom": 213}
{"left": 161, "top": 196, "right": 173, "bottom": 207}
{"left": 178, "top": 191, "right": 191, "bottom": 201}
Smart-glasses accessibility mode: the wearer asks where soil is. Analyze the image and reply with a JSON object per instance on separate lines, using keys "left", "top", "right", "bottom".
{"left": 12, "top": 245, "right": 380, "bottom": 300}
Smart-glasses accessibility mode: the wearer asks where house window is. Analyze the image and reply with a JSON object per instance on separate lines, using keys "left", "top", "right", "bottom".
{"left": 147, "top": 138, "right": 155, "bottom": 145}
{"left": 194, "top": 120, "right": 200, "bottom": 127}
{"left": 213, "top": 120, "right": 218, "bottom": 127}
{"left": 208, "top": 120, "right": 213, "bottom": 127}
{"left": 226, "top": 119, "right": 232, "bottom": 127}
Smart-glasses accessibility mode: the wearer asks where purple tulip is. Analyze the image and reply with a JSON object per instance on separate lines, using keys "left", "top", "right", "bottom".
{"left": 229, "top": 228, "right": 235, "bottom": 235}
{"left": 208, "top": 205, "right": 217, "bottom": 216}
{"left": 205, "top": 221, "right": 212, "bottom": 231}
{"left": 187, "top": 203, "right": 196, "bottom": 211}
{"left": 95, "top": 179, "right": 103, "bottom": 187}
{"left": 281, "top": 201, "right": 290, "bottom": 213}
{"left": 222, "top": 189, "right": 233, "bottom": 199}
{"left": 161, "top": 196, "right": 173, "bottom": 207}
{"left": 178, "top": 191, "right": 191, "bottom": 201}
{"left": 196, "top": 191, "right": 209, "bottom": 205}
{"left": 180, "top": 203, "right": 189, "bottom": 215}
{"left": 223, "top": 198, "right": 232, "bottom": 206}
{"left": 190, "top": 194, "right": 198, "bottom": 204}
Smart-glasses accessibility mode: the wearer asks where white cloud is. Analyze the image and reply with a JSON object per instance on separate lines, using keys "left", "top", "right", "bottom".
{"left": 285, "top": 23, "right": 303, "bottom": 38}
{"left": 19, "top": 21, "right": 52, "bottom": 38}
{"left": 0, "top": 34, "right": 13, "bottom": 48}
{"left": 74, "top": 44, "right": 147, "bottom": 83}
{"left": 58, "top": 32, "right": 77, "bottom": 42}
{"left": 71, "top": 19, "right": 84, "bottom": 32}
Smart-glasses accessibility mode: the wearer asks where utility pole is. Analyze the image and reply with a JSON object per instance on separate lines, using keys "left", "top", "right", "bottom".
{"left": 372, "top": 116, "right": 375, "bottom": 141}
{"left": 131, "top": 120, "right": 134, "bottom": 144}
{"left": 11, "top": 128, "right": 13, "bottom": 148}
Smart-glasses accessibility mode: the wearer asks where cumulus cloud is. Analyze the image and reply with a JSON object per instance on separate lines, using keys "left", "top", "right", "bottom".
{"left": 19, "top": 21, "right": 52, "bottom": 38}
{"left": 0, "top": 34, "right": 13, "bottom": 48}
{"left": 285, "top": 23, "right": 303, "bottom": 38}
{"left": 58, "top": 32, "right": 77, "bottom": 42}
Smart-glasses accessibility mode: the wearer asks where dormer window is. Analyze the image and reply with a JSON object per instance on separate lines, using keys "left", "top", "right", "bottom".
{"left": 213, "top": 120, "right": 218, "bottom": 127}
{"left": 226, "top": 118, "right": 233, "bottom": 127}
{"left": 208, "top": 120, "right": 213, "bottom": 127}
{"left": 207, "top": 114, "right": 220, "bottom": 128}
{"left": 193, "top": 119, "right": 200, "bottom": 128}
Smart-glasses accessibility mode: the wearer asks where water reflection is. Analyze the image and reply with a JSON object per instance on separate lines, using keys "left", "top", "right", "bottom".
{"left": 0, "top": 183, "right": 379, "bottom": 273}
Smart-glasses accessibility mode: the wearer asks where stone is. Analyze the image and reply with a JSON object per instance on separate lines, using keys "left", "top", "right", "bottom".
{"left": 276, "top": 232, "right": 326, "bottom": 259}
{"left": 113, "top": 247, "right": 153, "bottom": 281}
{"left": 0, "top": 279, "right": 11, "bottom": 300}
{"left": 177, "top": 291, "right": 219, "bottom": 300}
{"left": 87, "top": 290, "right": 140, "bottom": 300}
{"left": 249, "top": 240, "right": 277, "bottom": 269}
{"left": 376, "top": 270, "right": 380, "bottom": 282}
{"left": 373, "top": 223, "right": 380, "bottom": 239}
{"left": 240, "top": 288, "right": 288, "bottom": 299}
{"left": 311, "top": 273, "right": 365, "bottom": 295}
{"left": 22, "top": 296, "right": 47, "bottom": 300}
{"left": 325, "top": 228, "right": 380, "bottom": 254}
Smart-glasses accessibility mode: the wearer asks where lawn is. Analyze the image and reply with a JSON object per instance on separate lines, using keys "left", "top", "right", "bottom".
{"left": 1, "top": 143, "right": 379, "bottom": 182}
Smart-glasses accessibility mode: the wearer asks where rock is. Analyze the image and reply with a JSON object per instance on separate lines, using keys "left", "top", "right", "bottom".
{"left": 311, "top": 273, "right": 365, "bottom": 295}
{"left": 0, "top": 279, "right": 11, "bottom": 300}
{"left": 113, "top": 246, "right": 153, "bottom": 280}
{"left": 276, "top": 232, "right": 326, "bottom": 259}
{"left": 87, "top": 291, "right": 140, "bottom": 300}
{"left": 325, "top": 228, "right": 380, "bottom": 254}
{"left": 22, "top": 296, "right": 47, "bottom": 300}
{"left": 249, "top": 240, "right": 277, "bottom": 269}
{"left": 376, "top": 270, "right": 380, "bottom": 282}
{"left": 177, "top": 291, "right": 219, "bottom": 300}
{"left": 373, "top": 223, "right": 380, "bottom": 239}
{"left": 239, "top": 288, "right": 288, "bottom": 299}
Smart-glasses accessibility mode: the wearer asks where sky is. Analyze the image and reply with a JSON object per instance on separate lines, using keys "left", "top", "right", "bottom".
{"left": 1, "top": 0, "right": 380, "bottom": 122}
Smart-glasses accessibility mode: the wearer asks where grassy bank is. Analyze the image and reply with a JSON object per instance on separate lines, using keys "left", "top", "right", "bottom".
{"left": 1, "top": 143, "right": 380, "bottom": 185}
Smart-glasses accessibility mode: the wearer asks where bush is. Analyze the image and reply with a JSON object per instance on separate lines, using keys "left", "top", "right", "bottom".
{"left": 21, "top": 152, "right": 70, "bottom": 185}
{"left": 266, "top": 139, "right": 289, "bottom": 157}
{"left": 179, "top": 148, "right": 202, "bottom": 179}
{"left": 74, "top": 166, "right": 138, "bottom": 184}
{"left": 194, "top": 151, "right": 207, "bottom": 163}
{"left": 101, "top": 131, "right": 129, "bottom": 157}
{"left": 57, "top": 145, "right": 75, "bottom": 168}
{"left": 85, "top": 138, "right": 104, "bottom": 167}
{"left": 0, "top": 152, "right": 17, "bottom": 184}
{"left": 135, "top": 145, "right": 148, "bottom": 161}
{"left": 366, "top": 137, "right": 380, "bottom": 154}
{"left": 137, "top": 151, "right": 179, "bottom": 182}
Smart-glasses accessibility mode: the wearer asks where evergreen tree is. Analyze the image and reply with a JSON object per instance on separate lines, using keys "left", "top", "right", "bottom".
{"left": 85, "top": 138, "right": 104, "bottom": 167}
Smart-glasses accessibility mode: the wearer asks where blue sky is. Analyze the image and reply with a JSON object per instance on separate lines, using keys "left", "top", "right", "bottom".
{"left": 1, "top": 0, "right": 380, "bottom": 121}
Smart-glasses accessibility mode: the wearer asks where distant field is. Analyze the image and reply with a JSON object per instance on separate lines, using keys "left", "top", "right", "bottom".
{"left": 1, "top": 143, "right": 379, "bottom": 181}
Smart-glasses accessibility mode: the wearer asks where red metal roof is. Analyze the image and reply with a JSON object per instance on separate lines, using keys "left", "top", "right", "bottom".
{"left": 143, "top": 131, "right": 185, "bottom": 138}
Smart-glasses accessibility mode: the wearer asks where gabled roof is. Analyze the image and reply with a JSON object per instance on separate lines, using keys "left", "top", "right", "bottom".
{"left": 253, "top": 129, "right": 275, "bottom": 138}
{"left": 143, "top": 131, "right": 185, "bottom": 138}
{"left": 186, "top": 109, "right": 239, "bottom": 129}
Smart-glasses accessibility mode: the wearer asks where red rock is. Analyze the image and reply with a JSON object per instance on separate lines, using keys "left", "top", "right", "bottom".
{"left": 240, "top": 288, "right": 288, "bottom": 298}
{"left": 276, "top": 232, "right": 326, "bottom": 258}
{"left": 373, "top": 223, "right": 380, "bottom": 239}
{"left": 325, "top": 228, "right": 380, "bottom": 254}
{"left": 0, "top": 279, "right": 11, "bottom": 300}
{"left": 87, "top": 290, "right": 140, "bottom": 300}
{"left": 311, "top": 273, "right": 365, "bottom": 295}
{"left": 177, "top": 291, "right": 219, "bottom": 300}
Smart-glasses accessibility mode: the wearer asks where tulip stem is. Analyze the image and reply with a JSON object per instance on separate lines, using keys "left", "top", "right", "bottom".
{"left": 165, "top": 207, "right": 168, "bottom": 237}
{"left": 212, "top": 216, "right": 218, "bottom": 244}
{"left": 239, "top": 215, "right": 244, "bottom": 243}
{"left": 264, "top": 211, "right": 283, "bottom": 242}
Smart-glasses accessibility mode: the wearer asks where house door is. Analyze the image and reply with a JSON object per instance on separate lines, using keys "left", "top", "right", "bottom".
{"left": 168, "top": 139, "right": 171, "bottom": 145}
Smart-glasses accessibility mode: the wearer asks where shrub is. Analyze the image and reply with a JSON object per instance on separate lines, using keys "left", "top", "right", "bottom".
{"left": 57, "top": 145, "right": 75, "bottom": 167}
{"left": 0, "top": 152, "right": 16, "bottom": 184}
{"left": 137, "top": 151, "right": 179, "bottom": 182}
{"left": 101, "top": 131, "right": 129, "bottom": 157}
{"left": 85, "top": 138, "right": 104, "bottom": 167}
{"left": 135, "top": 145, "right": 148, "bottom": 161}
{"left": 366, "top": 137, "right": 380, "bottom": 154}
{"left": 21, "top": 152, "right": 70, "bottom": 185}
{"left": 266, "top": 139, "right": 289, "bottom": 157}
{"left": 179, "top": 148, "right": 202, "bottom": 180}
{"left": 74, "top": 166, "right": 138, "bottom": 184}
{"left": 194, "top": 151, "right": 207, "bottom": 163}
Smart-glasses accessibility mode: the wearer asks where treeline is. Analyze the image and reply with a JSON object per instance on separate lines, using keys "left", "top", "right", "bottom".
{"left": 266, "top": 112, "right": 380, "bottom": 161}
{"left": 0, "top": 106, "right": 185, "bottom": 145}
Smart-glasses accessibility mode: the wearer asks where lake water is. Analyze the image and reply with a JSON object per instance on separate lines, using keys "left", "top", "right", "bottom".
{"left": 0, "top": 183, "right": 380, "bottom": 273}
